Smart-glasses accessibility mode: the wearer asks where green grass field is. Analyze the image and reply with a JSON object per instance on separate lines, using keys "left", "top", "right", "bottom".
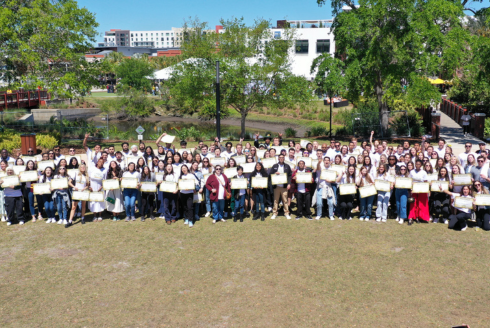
{"left": 0, "top": 213, "right": 488, "bottom": 327}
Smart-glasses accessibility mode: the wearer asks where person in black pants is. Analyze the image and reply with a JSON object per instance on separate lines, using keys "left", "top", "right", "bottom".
{"left": 442, "top": 186, "right": 473, "bottom": 231}
{"left": 292, "top": 160, "right": 313, "bottom": 220}
{"left": 473, "top": 181, "right": 490, "bottom": 230}
{"left": 431, "top": 167, "right": 451, "bottom": 224}
{"left": 1, "top": 167, "right": 25, "bottom": 226}
{"left": 338, "top": 165, "right": 357, "bottom": 220}
{"left": 140, "top": 166, "right": 156, "bottom": 221}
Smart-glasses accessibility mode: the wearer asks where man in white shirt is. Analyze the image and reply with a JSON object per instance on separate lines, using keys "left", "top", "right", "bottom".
{"left": 53, "top": 146, "right": 65, "bottom": 166}
{"left": 434, "top": 139, "right": 446, "bottom": 158}
{"left": 371, "top": 145, "right": 385, "bottom": 167}
{"left": 107, "top": 146, "right": 117, "bottom": 161}
{"left": 320, "top": 144, "right": 329, "bottom": 158}
{"left": 394, "top": 145, "right": 405, "bottom": 160}
{"left": 351, "top": 137, "right": 363, "bottom": 153}
{"left": 460, "top": 109, "right": 471, "bottom": 137}
{"left": 458, "top": 142, "right": 476, "bottom": 167}
{"left": 121, "top": 142, "right": 131, "bottom": 158}
{"left": 83, "top": 133, "right": 101, "bottom": 166}
{"left": 222, "top": 142, "right": 234, "bottom": 160}
{"left": 232, "top": 144, "right": 245, "bottom": 157}
{"left": 200, "top": 145, "right": 211, "bottom": 158}
{"left": 326, "top": 142, "right": 341, "bottom": 162}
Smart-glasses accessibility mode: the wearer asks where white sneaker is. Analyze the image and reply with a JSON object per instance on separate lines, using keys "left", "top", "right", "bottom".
{"left": 398, "top": 218, "right": 404, "bottom": 224}
{"left": 315, "top": 216, "right": 321, "bottom": 220}
{"left": 376, "top": 218, "right": 381, "bottom": 222}
{"left": 19, "top": 221, "right": 24, "bottom": 225}
{"left": 330, "top": 216, "right": 334, "bottom": 221}
{"left": 51, "top": 218, "right": 57, "bottom": 223}
{"left": 359, "top": 217, "right": 364, "bottom": 221}
{"left": 63, "top": 219, "right": 68, "bottom": 224}
{"left": 461, "top": 225, "right": 467, "bottom": 231}
{"left": 395, "top": 217, "right": 400, "bottom": 222}
{"left": 57, "top": 219, "right": 63, "bottom": 225}
{"left": 220, "top": 219, "right": 226, "bottom": 222}
{"left": 267, "top": 207, "right": 272, "bottom": 212}
{"left": 7, "top": 222, "right": 11, "bottom": 226}
{"left": 271, "top": 215, "right": 276, "bottom": 220}
{"left": 444, "top": 219, "right": 448, "bottom": 224}
{"left": 46, "top": 218, "right": 52, "bottom": 223}
{"left": 212, "top": 219, "right": 216, "bottom": 224}
{"left": 1, "top": 217, "right": 6, "bottom": 222}
{"left": 338, "top": 216, "right": 343, "bottom": 220}
{"left": 205, "top": 212, "right": 211, "bottom": 217}
{"left": 364, "top": 218, "right": 369, "bottom": 221}
{"left": 348, "top": 217, "right": 352, "bottom": 220}
{"left": 184, "top": 219, "right": 188, "bottom": 225}
{"left": 285, "top": 215, "right": 292, "bottom": 220}
{"left": 382, "top": 218, "right": 387, "bottom": 222}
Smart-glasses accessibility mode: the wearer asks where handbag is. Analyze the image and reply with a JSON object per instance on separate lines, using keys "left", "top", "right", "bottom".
{"left": 105, "top": 189, "right": 116, "bottom": 205}
{"left": 217, "top": 175, "right": 231, "bottom": 200}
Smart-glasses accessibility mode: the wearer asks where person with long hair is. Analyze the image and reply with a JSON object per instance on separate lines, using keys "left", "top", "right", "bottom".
{"left": 39, "top": 166, "right": 56, "bottom": 223}
{"left": 442, "top": 185, "right": 474, "bottom": 231}
{"left": 464, "top": 154, "right": 476, "bottom": 174}
{"left": 23, "top": 160, "right": 38, "bottom": 222}
{"left": 161, "top": 163, "right": 178, "bottom": 224}
{"left": 143, "top": 146, "right": 154, "bottom": 167}
{"left": 338, "top": 165, "right": 357, "bottom": 220}
{"left": 201, "top": 158, "right": 214, "bottom": 218}
{"left": 250, "top": 162, "right": 269, "bottom": 221}
{"left": 315, "top": 156, "right": 340, "bottom": 220}
{"left": 375, "top": 164, "right": 393, "bottom": 222}
{"left": 0, "top": 161, "right": 9, "bottom": 222}
{"left": 431, "top": 167, "right": 451, "bottom": 224}
{"left": 473, "top": 181, "right": 490, "bottom": 230}
{"left": 89, "top": 158, "right": 107, "bottom": 222}
{"left": 395, "top": 166, "right": 410, "bottom": 224}
{"left": 140, "top": 166, "right": 156, "bottom": 222}
{"left": 205, "top": 165, "right": 231, "bottom": 223}
{"left": 179, "top": 164, "right": 199, "bottom": 227}
{"left": 67, "top": 163, "right": 90, "bottom": 226}
{"left": 52, "top": 166, "right": 71, "bottom": 226}
{"left": 122, "top": 162, "right": 141, "bottom": 222}
{"left": 106, "top": 161, "right": 124, "bottom": 221}
{"left": 190, "top": 161, "right": 204, "bottom": 224}
{"left": 356, "top": 166, "right": 375, "bottom": 221}
{"left": 1, "top": 167, "right": 24, "bottom": 225}
{"left": 234, "top": 166, "right": 247, "bottom": 222}
{"left": 67, "top": 157, "right": 79, "bottom": 170}
{"left": 407, "top": 159, "right": 429, "bottom": 225}
{"left": 292, "top": 160, "right": 313, "bottom": 220}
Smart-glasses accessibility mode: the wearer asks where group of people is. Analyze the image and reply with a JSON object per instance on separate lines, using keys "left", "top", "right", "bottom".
{"left": 1, "top": 130, "right": 489, "bottom": 232}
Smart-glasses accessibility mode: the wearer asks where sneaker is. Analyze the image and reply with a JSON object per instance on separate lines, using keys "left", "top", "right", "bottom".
{"left": 271, "top": 215, "right": 277, "bottom": 220}
{"left": 307, "top": 216, "right": 313, "bottom": 220}
{"left": 46, "top": 218, "right": 52, "bottom": 224}
{"left": 267, "top": 207, "right": 272, "bottom": 212}
{"left": 63, "top": 219, "right": 68, "bottom": 225}
{"left": 184, "top": 219, "right": 188, "bottom": 225}
{"left": 98, "top": 217, "right": 102, "bottom": 222}
{"left": 286, "top": 215, "right": 292, "bottom": 220}
{"left": 52, "top": 218, "right": 57, "bottom": 223}
{"left": 398, "top": 218, "right": 404, "bottom": 224}
{"left": 7, "top": 222, "right": 11, "bottom": 226}
{"left": 141, "top": 218, "right": 145, "bottom": 222}
{"left": 364, "top": 218, "right": 370, "bottom": 221}
{"left": 433, "top": 218, "right": 439, "bottom": 224}
{"left": 57, "top": 219, "right": 63, "bottom": 225}
{"left": 395, "top": 217, "right": 400, "bottom": 222}
{"left": 348, "top": 217, "right": 352, "bottom": 220}
{"left": 461, "top": 225, "right": 467, "bottom": 231}
{"left": 220, "top": 219, "right": 226, "bottom": 222}
{"left": 19, "top": 221, "right": 24, "bottom": 225}
{"left": 131, "top": 216, "right": 136, "bottom": 221}
{"left": 125, "top": 217, "right": 130, "bottom": 222}
{"left": 443, "top": 219, "right": 448, "bottom": 224}
{"left": 338, "top": 216, "right": 343, "bottom": 220}
{"left": 113, "top": 217, "right": 117, "bottom": 221}
{"left": 151, "top": 216, "right": 156, "bottom": 221}
{"left": 212, "top": 220, "right": 216, "bottom": 224}
{"left": 205, "top": 212, "right": 211, "bottom": 217}
{"left": 65, "top": 221, "right": 72, "bottom": 228}
{"left": 330, "top": 216, "right": 334, "bottom": 221}
{"left": 382, "top": 218, "right": 387, "bottom": 222}
{"left": 189, "top": 221, "right": 194, "bottom": 228}
{"left": 315, "top": 216, "right": 321, "bottom": 220}
{"left": 295, "top": 216, "right": 302, "bottom": 220}
{"left": 359, "top": 217, "right": 364, "bottom": 221}
{"left": 1, "top": 217, "right": 6, "bottom": 222}
{"left": 159, "top": 215, "right": 164, "bottom": 219}
{"left": 376, "top": 218, "right": 381, "bottom": 222}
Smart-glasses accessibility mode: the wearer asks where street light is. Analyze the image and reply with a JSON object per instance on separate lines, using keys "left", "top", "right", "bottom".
{"left": 216, "top": 60, "right": 221, "bottom": 140}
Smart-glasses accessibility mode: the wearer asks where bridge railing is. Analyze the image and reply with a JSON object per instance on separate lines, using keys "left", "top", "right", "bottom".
{"left": 439, "top": 98, "right": 486, "bottom": 139}
{"left": 0, "top": 90, "right": 50, "bottom": 110}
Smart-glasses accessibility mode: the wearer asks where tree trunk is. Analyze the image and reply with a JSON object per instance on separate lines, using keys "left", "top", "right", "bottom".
{"left": 240, "top": 110, "right": 247, "bottom": 139}
{"left": 375, "top": 76, "right": 389, "bottom": 133}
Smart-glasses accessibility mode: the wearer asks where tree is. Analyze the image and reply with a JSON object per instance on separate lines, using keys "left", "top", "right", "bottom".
{"left": 168, "top": 17, "right": 312, "bottom": 138}
{"left": 310, "top": 54, "right": 346, "bottom": 135}
{"left": 115, "top": 58, "right": 154, "bottom": 91}
{"left": 316, "top": 0, "right": 470, "bottom": 132}
{"left": 0, "top": 0, "right": 98, "bottom": 96}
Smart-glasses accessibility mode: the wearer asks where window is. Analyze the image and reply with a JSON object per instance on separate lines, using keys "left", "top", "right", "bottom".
{"left": 295, "top": 40, "right": 308, "bottom": 53}
{"left": 146, "top": 33, "right": 148, "bottom": 36}
{"left": 274, "top": 31, "right": 281, "bottom": 39}
{"left": 151, "top": 33, "right": 153, "bottom": 36}
{"left": 166, "top": 33, "right": 169, "bottom": 36}
{"left": 317, "top": 39, "right": 330, "bottom": 53}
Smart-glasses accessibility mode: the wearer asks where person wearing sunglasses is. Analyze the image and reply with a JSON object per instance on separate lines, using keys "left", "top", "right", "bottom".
{"left": 458, "top": 143, "right": 476, "bottom": 167}
{"left": 205, "top": 165, "right": 230, "bottom": 223}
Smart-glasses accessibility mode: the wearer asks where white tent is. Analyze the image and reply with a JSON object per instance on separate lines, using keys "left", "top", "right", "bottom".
{"left": 151, "top": 58, "right": 209, "bottom": 81}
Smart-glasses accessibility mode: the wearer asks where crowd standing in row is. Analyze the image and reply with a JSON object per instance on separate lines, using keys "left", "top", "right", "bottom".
{"left": 1, "top": 131, "right": 489, "bottom": 231}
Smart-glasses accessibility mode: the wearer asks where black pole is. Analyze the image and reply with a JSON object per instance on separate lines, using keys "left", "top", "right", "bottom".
{"left": 329, "top": 95, "right": 332, "bottom": 137}
{"left": 216, "top": 60, "right": 221, "bottom": 141}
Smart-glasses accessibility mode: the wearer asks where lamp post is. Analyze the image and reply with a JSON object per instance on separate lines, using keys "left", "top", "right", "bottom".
{"left": 216, "top": 60, "right": 221, "bottom": 141}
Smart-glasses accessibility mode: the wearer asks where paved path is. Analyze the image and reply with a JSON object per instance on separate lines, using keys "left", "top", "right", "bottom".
{"left": 438, "top": 112, "right": 482, "bottom": 154}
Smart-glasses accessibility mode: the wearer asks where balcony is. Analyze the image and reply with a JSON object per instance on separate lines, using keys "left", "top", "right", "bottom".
{"left": 288, "top": 20, "right": 333, "bottom": 29}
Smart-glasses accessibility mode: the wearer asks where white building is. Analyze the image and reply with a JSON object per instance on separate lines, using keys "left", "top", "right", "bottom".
{"left": 98, "top": 28, "right": 185, "bottom": 48}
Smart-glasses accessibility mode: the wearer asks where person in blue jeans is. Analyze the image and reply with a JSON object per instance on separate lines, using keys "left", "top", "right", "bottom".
{"left": 122, "top": 163, "right": 141, "bottom": 221}
{"left": 395, "top": 167, "right": 410, "bottom": 224}
{"left": 53, "top": 167, "right": 71, "bottom": 225}
{"left": 356, "top": 166, "right": 375, "bottom": 221}
{"left": 315, "top": 156, "right": 341, "bottom": 220}
{"left": 234, "top": 166, "right": 247, "bottom": 222}
{"left": 205, "top": 165, "right": 230, "bottom": 223}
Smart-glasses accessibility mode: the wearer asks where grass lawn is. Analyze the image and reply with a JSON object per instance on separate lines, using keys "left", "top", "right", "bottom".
{"left": 0, "top": 211, "right": 488, "bottom": 327}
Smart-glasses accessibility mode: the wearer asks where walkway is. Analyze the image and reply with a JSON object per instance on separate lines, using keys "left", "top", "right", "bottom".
{"left": 438, "top": 112, "right": 483, "bottom": 154}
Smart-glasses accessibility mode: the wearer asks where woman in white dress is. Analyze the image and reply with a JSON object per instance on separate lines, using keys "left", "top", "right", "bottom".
{"left": 67, "top": 163, "right": 90, "bottom": 226}
{"left": 88, "top": 158, "right": 107, "bottom": 222}
{"left": 105, "top": 160, "right": 125, "bottom": 221}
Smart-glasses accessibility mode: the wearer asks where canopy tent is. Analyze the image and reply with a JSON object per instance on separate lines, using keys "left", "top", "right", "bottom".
{"left": 150, "top": 58, "right": 210, "bottom": 81}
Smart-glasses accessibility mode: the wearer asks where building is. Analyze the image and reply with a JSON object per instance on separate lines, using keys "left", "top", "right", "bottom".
{"left": 88, "top": 19, "right": 335, "bottom": 79}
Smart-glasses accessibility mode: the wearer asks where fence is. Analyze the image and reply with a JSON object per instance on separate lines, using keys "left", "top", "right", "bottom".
{"left": 350, "top": 110, "right": 410, "bottom": 138}
{"left": 0, "top": 110, "right": 109, "bottom": 143}
{"left": 0, "top": 90, "right": 50, "bottom": 110}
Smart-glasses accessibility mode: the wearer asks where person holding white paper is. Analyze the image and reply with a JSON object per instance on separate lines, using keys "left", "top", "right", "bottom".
{"left": 140, "top": 166, "right": 156, "bottom": 222}
{"left": 1, "top": 167, "right": 24, "bottom": 226}
{"left": 233, "top": 166, "right": 247, "bottom": 222}
{"left": 179, "top": 164, "right": 199, "bottom": 227}
{"left": 269, "top": 154, "right": 292, "bottom": 220}
{"left": 408, "top": 159, "right": 429, "bottom": 225}
{"left": 105, "top": 161, "right": 124, "bottom": 222}
{"left": 122, "top": 163, "right": 141, "bottom": 222}
{"left": 473, "top": 181, "right": 490, "bottom": 230}
{"left": 431, "top": 167, "right": 451, "bottom": 224}
{"left": 314, "top": 157, "right": 339, "bottom": 221}
{"left": 205, "top": 165, "right": 231, "bottom": 223}
{"left": 338, "top": 165, "right": 357, "bottom": 220}
{"left": 356, "top": 166, "right": 375, "bottom": 221}
{"left": 249, "top": 162, "right": 269, "bottom": 221}
{"left": 442, "top": 185, "right": 474, "bottom": 231}
{"left": 89, "top": 158, "right": 107, "bottom": 222}
{"left": 22, "top": 160, "right": 39, "bottom": 223}
{"left": 39, "top": 167, "right": 56, "bottom": 223}
{"left": 375, "top": 164, "right": 394, "bottom": 222}
{"left": 160, "top": 164, "right": 179, "bottom": 224}
{"left": 0, "top": 160, "right": 7, "bottom": 222}
{"left": 67, "top": 163, "right": 90, "bottom": 226}
{"left": 53, "top": 167, "right": 71, "bottom": 226}
{"left": 292, "top": 160, "right": 313, "bottom": 220}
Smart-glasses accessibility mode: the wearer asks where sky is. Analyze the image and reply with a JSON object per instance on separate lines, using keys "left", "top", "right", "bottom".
{"left": 80, "top": 0, "right": 488, "bottom": 43}
{"left": 81, "top": 0, "right": 335, "bottom": 42}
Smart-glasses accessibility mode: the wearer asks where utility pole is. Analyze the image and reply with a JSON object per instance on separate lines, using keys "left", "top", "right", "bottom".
{"left": 216, "top": 60, "right": 221, "bottom": 140}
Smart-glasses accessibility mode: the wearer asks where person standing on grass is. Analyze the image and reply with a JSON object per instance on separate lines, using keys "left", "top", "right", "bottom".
{"left": 179, "top": 164, "right": 199, "bottom": 228}
{"left": 0, "top": 167, "right": 24, "bottom": 226}
{"left": 356, "top": 166, "right": 375, "bottom": 221}
{"left": 122, "top": 163, "right": 141, "bottom": 222}
{"left": 408, "top": 159, "right": 429, "bottom": 226}
{"left": 206, "top": 165, "right": 230, "bottom": 224}
{"left": 160, "top": 164, "right": 179, "bottom": 224}
{"left": 374, "top": 164, "right": 393, "bottom": 222}
{"left": 234, "top": 166, "right": 247, "bottom": 222}
{"left": 105, "top": 161, "right": 124, "bottom": 221}
{"left": 473, "top": 181, "right": 490, "bottom": 231}
{"left": 67, "top": 163, "right": 90, "bottom": 227}
{"left": 314, "top": 156, "right": 339, "bottom": 221}
{"left": 442, "top": 185, "right": 474, "bottom": 231}
{"left": 89, "top": 158, "right": 107, "bottom": 223}
{"left": 269, "top": 154, "right": 292, "bottom": 220}
{"left": 338, "top": 165, "right": 357, "bottom": 220}
{"left": 292, "top": 160, "right": 313, "bottom": 221}
{"left": 140, "top": 166, "right": 156, "bottom": 222}
{"left": 395, "top": 166, "right": 410, "bottom": 225}
{"left": 431, "top": 167, "right": 451, "bottom": 224}
{"left": 53, "top": 167, "right": 71, "bottom": 227}
{"left": 190, "top": 161, "right": 204, "bottom": 224}
{"left": 23, "top": 160, "right": 39, "bottom": 223}
{"left": 250, "top": 162, "right": 269, "bottom": 221}
{"left": 39, "top": 167, "right": 56, "bottom": 224}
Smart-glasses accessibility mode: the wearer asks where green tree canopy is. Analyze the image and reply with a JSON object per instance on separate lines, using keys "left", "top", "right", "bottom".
{"left": 0, "top": 0, "right": 99, "bottom": 96}
{"left": 168, "top": 17, "right": 312, "bottom": 138}
{"left": 115, "top": 58, "right": 154, "bottom": 91}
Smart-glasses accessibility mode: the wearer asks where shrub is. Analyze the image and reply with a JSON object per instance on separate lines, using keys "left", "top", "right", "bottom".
{"left": 310, "top": 126, "right": 326, "bottom": 137}
{"left": 318, "top": 112, "right": 330, "bottom": 122}
{"left": 335, "top": 126, "right": 350, "bottom": 136}
{"left": 36, "top": 134, "right": 58, "bottom": 149}
{"left": 304, "top": 130, "right": 312, "bottom": 137}
{"left": 285, "top": 127, "right": 297, "bottom": 138}
{"left": 391, "top": 110, "right": 425, "bottom": 137}
{"left": 485, "top": 118, "right": 490, "bottom": 137}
